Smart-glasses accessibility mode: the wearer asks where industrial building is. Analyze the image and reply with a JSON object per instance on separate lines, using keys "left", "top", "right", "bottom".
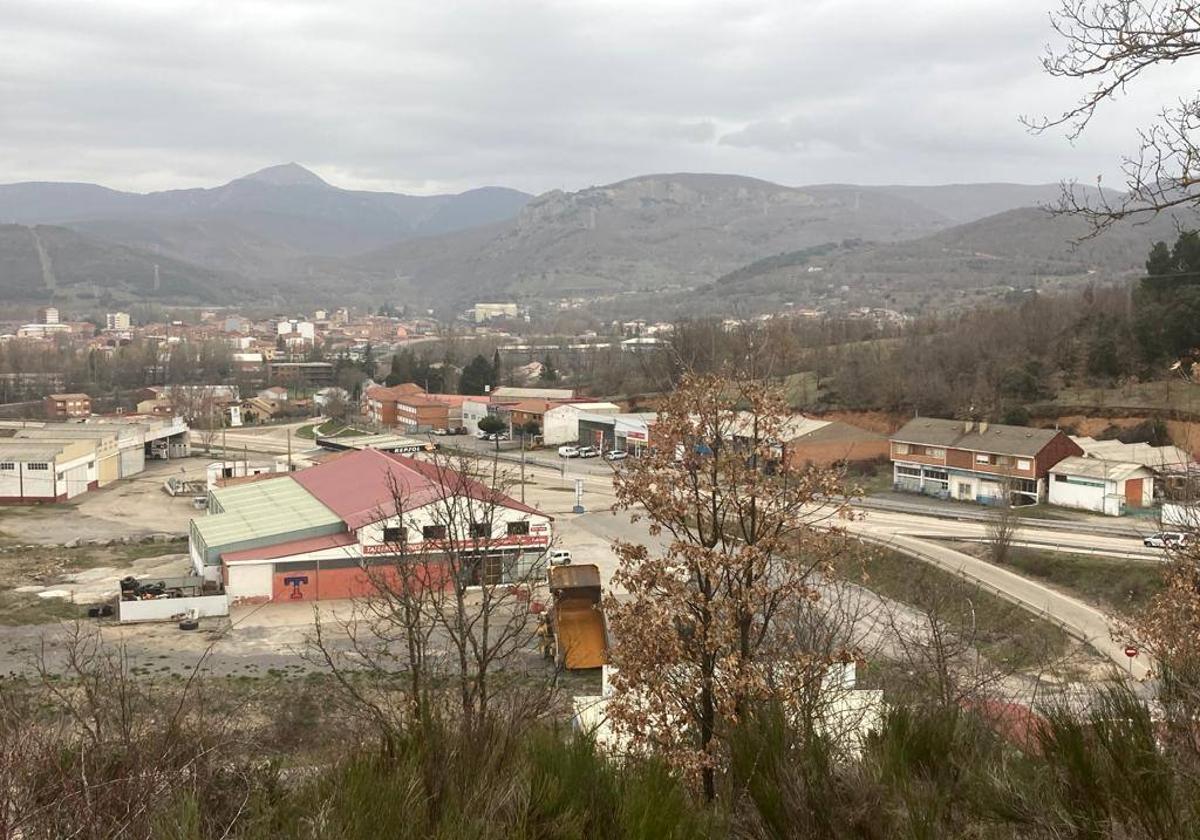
{"left": 576, "top": 412, "right": 656, "bottom": 455}
{"left": 189, "top": 448, "right": 552, "bottom": 603}
{"left": 1047, "top": 457, "right": 1155, "bottom": 517}
{"left": 0, "top": 416, "right": 189, "bottom": 503}
{"left": 0, "top": 439, "right": 96, "bottom": 502}
{"left": 538, "top": 402, "right": 622, "bottom": 444}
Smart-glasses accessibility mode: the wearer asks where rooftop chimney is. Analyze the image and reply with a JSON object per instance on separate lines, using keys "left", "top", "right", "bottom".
{"left": 980, "top": 421, "right": 989, "bottom": 434}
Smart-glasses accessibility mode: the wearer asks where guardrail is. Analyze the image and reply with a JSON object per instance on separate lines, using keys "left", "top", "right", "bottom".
{"left": 851, "top": 495, "right": 1145, "bottom": 538}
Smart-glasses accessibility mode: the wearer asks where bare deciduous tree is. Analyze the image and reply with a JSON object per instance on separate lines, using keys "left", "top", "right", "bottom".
{"left": 1030, "top": 1, "right": 1200, "bottom": 233}
{"left": 309, "top": 448, "right": 555, "bottom": 734}
{"left": 985, "top": 482, "right": 1019, "bottom": 565}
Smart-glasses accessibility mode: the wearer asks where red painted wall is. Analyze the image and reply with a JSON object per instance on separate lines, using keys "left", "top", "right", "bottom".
{"left": 271, "top": 559, "right": 453, "bottom": 602}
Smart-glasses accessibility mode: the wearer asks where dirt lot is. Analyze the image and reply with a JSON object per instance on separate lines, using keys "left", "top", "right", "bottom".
{"left": 0, "top": 457, "right": 207, "bottom": 546}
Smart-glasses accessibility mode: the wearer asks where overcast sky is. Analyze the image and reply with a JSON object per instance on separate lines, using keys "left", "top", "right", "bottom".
{"left": 1, "top": 0, "right": 1195, "bottom": 196}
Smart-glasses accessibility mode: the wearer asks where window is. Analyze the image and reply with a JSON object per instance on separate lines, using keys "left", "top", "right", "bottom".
{"left": 894, "top": 443, "right": 909, "bottom": 455}
{"left": 975, "top": 453, "right": 991, "bottom": 464}
{"left": 382, "top": 526, "right": 406, "bottom": 544}
{"left": 896, "top": 465, "right": 921, "bottom": 477}
{"left": 470, "top": 521, "right": 491, "bottom": 538}
{"left": 0, "top": 462, "right": 13, "bottom": 471}
{"left": 506, "top": 520, "right": 530, "bottom": 537}
{"left": 26, "top": 462, "right": 48, "bottom": 471}
{"left": 1017, "top": 459, "right": 1031, "bottom": 471}
{"left": 422, "top": 525, "right": 447, "bottom": 541}
{"left": 924, "top": 469, "right": 949, "bottom": 483}
{"left": 928, "top": 447, "right": 946, "bottom": 459}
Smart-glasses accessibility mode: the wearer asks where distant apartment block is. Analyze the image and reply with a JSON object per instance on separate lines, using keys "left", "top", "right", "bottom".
{"left": 472, "top": 302, "right": 519, "bottom": 322}
{"left": 37, "top": 307, "right": 59, "bottom": 325}
{"left": 45, "top": 393, "right": 92, "bottom": 420}
{"left": 106, "top": 311, "right": 131, "bottom": 330}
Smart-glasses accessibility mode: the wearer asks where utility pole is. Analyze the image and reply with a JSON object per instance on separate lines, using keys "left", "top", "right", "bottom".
{"left": 287, "top": 428, "right": 293, "bottom": 471}
{"left": 520, "top": 430, "right": 527, "bottom": 505}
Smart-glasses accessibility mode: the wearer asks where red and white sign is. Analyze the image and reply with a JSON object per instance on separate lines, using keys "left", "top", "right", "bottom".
{"left": 1124, "top": 645, "right": 1138, "bottom": 658}
{"left": 362, "top": 534, "right": 549, "bottom": 555}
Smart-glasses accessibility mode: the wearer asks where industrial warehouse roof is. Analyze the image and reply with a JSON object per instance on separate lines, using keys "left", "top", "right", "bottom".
{"left": 892, "top": 418, "right": 1064, "bottom": 457}
{"left": 195, "top": 477, "right": 343, "bottom": 548}
{"left": 221, "top": 531, "right": 358, "bottom": 564}
{"left": 293, "top": 448, "right": 546, "bottom": 530}
{"left": 0, "top": 441, "right": 75, "bottom": 460}
{"left": 1070, "top": 437, "right": 1195, "bottom": 473}
{"left": 1049, "top": 456, "right": 1152, "bottom": 482}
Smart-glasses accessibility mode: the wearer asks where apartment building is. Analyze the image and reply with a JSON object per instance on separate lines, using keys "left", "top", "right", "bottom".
{"left": 890, "top": 418, "right": 1083, "bottom": 505}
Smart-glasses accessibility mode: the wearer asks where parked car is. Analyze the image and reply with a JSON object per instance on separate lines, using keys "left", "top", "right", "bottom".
{"left": 557, "top": 446, "right": 580, "bottom": 458}
{"left": 603, "top": 450, "right": 628, "bottom": 461}
{"left": 453, "top": 426, "right": 468, "bottom": 435}
{"left": 549, "top": 549, "right": 572, "bottom": 566}
{"left": 475, "top": 429, "right": 490, "bottom": 440}
{"left": 432, "top": 428, "right": 448, "bottom": 436}
{"left": 487, "top": 432, "right": 510, "bottom": 441}
{"left": 1143, "top": 531, "right": 1188, "bottom": 548}
{"left": 578, "top": 446, "right": 600, "bottom": 458}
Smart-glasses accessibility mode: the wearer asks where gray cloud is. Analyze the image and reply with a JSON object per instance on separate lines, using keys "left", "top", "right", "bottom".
{"left": 0, "top": 0, "right": 1197, "bottom": 195}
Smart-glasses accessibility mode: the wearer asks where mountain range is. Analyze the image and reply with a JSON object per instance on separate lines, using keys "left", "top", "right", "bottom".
{"left": 0, "top": 164, "right": 1167, "bottom": 314}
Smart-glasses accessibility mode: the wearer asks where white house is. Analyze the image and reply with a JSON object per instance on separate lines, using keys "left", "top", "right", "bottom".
{"left": 542, "top": 402, "right": 621, "bottom": 445}
{"left": 1047, "top": 456, "right": 1154, "bottom": 516}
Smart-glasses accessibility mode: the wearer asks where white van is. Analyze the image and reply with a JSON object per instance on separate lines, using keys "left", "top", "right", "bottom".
{"left": 557, "top": 446, "right": 580, "bottom": 458}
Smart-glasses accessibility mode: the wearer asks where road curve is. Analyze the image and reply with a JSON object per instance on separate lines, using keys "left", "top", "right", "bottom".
{"left": 846, "top": 523, "right": 1150, "bottom": 680}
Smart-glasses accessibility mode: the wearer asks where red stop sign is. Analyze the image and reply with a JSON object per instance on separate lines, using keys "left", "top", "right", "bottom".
{"left": 1124, "top": 645, "right": 1138, "bottom": 658}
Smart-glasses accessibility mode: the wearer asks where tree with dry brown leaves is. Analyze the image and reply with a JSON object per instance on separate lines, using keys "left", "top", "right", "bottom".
{"left": 603, "top": 371, "right": 853, "bottom": 801}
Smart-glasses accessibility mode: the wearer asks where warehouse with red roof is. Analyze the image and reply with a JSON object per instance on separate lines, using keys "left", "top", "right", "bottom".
{"left": 189, "top": 448, "right": 552, "bottom": 603}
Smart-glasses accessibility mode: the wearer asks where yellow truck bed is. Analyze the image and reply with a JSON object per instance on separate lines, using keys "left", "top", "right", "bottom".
{"left": 554, "top": 599, "right": 607, "bottom": 670}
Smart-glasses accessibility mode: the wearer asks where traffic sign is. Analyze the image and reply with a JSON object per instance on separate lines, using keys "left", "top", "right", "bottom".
{"left": 1124, "top": 645, "right": 1138, "bottom": 658}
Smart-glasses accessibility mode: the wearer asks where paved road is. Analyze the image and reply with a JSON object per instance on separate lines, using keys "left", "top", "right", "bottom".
{"left": 844, "top": 523, "right": 1150, "bottom": 680}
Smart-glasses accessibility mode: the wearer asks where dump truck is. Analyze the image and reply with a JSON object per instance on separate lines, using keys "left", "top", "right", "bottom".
{"left": 544, "top": 563, "right": 608, "bottom": 670}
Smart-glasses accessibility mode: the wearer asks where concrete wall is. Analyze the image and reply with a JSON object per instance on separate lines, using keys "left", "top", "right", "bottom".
{"left": 118, "top": 594, "right": 229, "bottom": 623}
{"left": 1048, "top": 474, "right": 1113, "bottom": 515}
{"left": 542, "top": 407, "right": 580, "bottom": 445}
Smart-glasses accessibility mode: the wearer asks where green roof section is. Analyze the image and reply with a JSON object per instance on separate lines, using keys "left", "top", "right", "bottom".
{"left": 192, "top": 476, "right": 345, "bottom": 566}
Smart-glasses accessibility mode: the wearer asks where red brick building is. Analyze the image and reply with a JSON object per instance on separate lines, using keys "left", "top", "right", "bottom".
{"left": 45, "top": 393, "right": 91, "bottom": 420}
{"left": 890, "top": 418, "right": 1083, "bottom": 505}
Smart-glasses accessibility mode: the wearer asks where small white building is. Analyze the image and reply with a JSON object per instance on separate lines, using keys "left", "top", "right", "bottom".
{"left": 461, "top": 399, "right": 490, "bottom": 435}
{"left": 542, "top": 402, "right": 621, "bottom": 445}
{"left": 1047, "top": 456, "right": 1154, "bottom": 516}
{"left": 0, "top": 439, "right": 96, "bottom": 502}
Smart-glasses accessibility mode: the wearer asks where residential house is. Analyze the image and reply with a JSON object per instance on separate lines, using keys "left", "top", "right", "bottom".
{"left": 890, "top": 418, "right": 1083, "bottom": 505}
